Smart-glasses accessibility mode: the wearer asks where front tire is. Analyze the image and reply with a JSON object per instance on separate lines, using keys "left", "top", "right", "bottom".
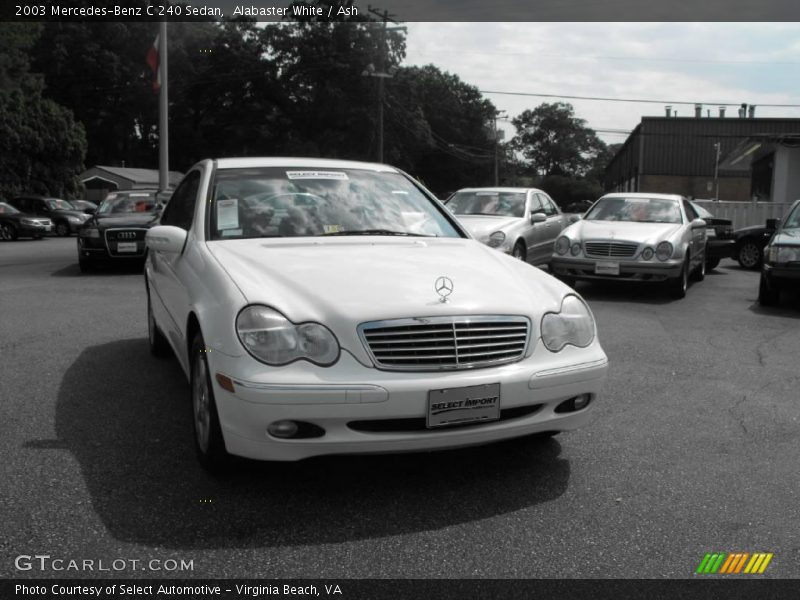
{"left": 737, "top": 241, "right": 762, "bottom": 270}
{"left": 758, "top": 273, "right": 780, "bottom": 306}
{"left": 78, "top": 258, "right": 93, "bottom": 273}
{"left": 55, "top": 221, "right": 70, "bottom": 237}
{"left": 0, "top": 222, "right": 18, "bottom": 241}
{"left": 191, "top": 332, "right": 229, "bottom": 473}
{"left": 512, "top": 241, "right": 526, "bottom": 261}
{"left": 147, "top": 293, "right": 171, "bottom": 357}
{"left": 668, "top": 257, "right": 690, "bottom": 299}
{"left": 691, "top": 254, "right": 706, "bottom": 282}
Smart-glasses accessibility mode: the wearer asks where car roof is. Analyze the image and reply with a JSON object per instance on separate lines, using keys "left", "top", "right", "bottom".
{"left": 453, "top": 187, "right": 542, "bottom": 194}
{"left": 213, "top": 157, "right": 399, "bottom": 172}
{"left": 601, "top": 192, "right": 684, "bottom": 201}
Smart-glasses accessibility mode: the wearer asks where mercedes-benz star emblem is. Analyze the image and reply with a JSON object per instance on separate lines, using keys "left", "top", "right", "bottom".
{"left": 434, "top": 276, "right": 454, "bottom": 303}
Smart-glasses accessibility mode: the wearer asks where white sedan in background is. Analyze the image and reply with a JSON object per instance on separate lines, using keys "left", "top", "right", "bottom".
{"left": 445, "top": 187, "right": 569, "bottom": 265}
{"left": 145, "top": 158, "right": 608, "bottom": 470}
{"left": 550, "top": 193, "right": 708, "bottom": 298}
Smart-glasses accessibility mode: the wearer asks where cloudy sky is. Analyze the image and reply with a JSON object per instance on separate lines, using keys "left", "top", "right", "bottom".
{"left": 403, "top": 23, "right": 800, "bottom": 144}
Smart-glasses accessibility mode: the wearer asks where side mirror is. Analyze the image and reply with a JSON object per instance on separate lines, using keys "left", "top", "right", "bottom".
{"left": 146, "top": 225, "right": 187, "bottom": 254}
{"left": 766, "top": 218, "right": 778, "bottom": 230}
{"left": 530, "top": 212, "right": 547, "bottom": 224}
{"left": 690, "top": 218, "right": 707, "bottom": 230}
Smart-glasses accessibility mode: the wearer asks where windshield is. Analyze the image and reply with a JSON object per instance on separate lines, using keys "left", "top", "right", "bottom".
{"left": 208, "top": 167, "right": 462, "bottom": 240}
{"left": 584, "top": 197, "right": 683, "bottom": 224}
{"left": 783, "top": 203, "right": 800, "bottom": 229}
{"left": 98, "top": 193, "right": 158, "bottom": 215}
{"left": 0, "top": 202, "right": 20, "bottom": 215}
{"left": 446, "top": 191, "right": 526, "bottom": 218}
{"left": 47, "top": 199, "right": 75, "bottom": 210}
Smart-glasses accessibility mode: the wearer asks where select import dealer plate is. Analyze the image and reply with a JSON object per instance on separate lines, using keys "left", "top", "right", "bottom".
{"left": 427, "top": 383, "right": 501, "bottom": 428}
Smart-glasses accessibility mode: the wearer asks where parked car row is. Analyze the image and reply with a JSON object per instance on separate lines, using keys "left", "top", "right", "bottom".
{"left": 21, "top": 156, "right": 784, "bottom": 473}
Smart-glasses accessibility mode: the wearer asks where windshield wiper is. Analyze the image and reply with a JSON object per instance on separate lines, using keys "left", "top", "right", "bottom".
{"left": 319, "top": 229, "right": 432, "bottom": 237}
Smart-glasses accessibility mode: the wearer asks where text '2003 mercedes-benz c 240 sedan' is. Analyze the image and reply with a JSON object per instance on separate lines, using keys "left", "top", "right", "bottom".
{"left": 144, "top": 158, "right": 608, "bottom": 470}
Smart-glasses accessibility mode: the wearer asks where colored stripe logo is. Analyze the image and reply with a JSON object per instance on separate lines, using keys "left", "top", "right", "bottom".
{"left": 696, "top": 552, "right": 773, "bottom": 574}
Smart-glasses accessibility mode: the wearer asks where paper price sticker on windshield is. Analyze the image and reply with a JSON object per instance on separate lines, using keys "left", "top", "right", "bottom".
{"left": 286, "top": 171, "right": 349, "bottom": 180}
{"left": 216, "top": 198, "right": 240, "bottom": 230}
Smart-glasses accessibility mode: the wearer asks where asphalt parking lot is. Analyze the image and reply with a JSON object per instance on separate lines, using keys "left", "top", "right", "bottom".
{"left": 1, "top": 237, "right": 799, "bottom": 579}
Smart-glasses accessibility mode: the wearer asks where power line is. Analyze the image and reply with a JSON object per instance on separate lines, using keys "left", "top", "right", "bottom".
{"left": 479, "top": 89, "right": 800, "bottom": 108}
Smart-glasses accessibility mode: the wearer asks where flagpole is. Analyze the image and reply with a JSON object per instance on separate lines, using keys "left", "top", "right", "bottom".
{"left": 158, "top": 19, "right": 169, "bottom": 193}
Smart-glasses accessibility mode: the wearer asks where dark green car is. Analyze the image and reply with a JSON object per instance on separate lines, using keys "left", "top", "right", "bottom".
{"left": 759, "top": 198, "right": 800, "bottom": 306}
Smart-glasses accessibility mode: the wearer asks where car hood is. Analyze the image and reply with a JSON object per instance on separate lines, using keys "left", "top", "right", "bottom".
{"left": 54, "top": 209, "right": 89, "bottom": 219}
{"left": 453, "top": 215, "right": 521, "bottom": 240}
{"left": 772, "top": 228, "right": 800, "bottom": 246}
{"left": 565, "top": 220, "right": 683, "bottom": 243}
{"left": 206, "top": 237, "right": 569, "bottom": 327}
{"left": 90, "top": 214, "right": 160, "bottom": 229}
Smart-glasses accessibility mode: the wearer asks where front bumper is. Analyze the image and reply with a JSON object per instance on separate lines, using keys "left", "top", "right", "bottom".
{"left": 550, "top": 256, "right": 682, "bottom": 281}
{"left": 763, "top": 262, "right": 800, "bottom": 290}
{"left": 706, "top": 238, "right": 735, "bottom": 260}
{"left": 207, "top": 341, "right": 608, "bottom": 461}
{"left": 19, "top": 222, "right": 52, "bottom": 237}
{"left": 77, "top": 233, "right": 148, "bottom": 262}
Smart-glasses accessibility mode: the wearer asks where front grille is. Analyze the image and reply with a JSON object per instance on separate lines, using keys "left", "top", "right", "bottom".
{"left": 359, "top": 316, "right": 530, "bottom": 371}
{"left": 104, "top": 228, "right": 148, "bottom": 257}
{"left": 584, "top": 241, "right": 639, "bottom": 258}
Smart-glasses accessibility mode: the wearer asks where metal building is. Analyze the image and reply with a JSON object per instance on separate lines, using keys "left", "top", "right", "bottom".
{"left": 604, "top": 111, "right": 800, "bottom": 202}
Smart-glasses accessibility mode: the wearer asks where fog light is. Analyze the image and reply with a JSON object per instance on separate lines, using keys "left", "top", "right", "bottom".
{"left": 268, "top": 420, "right": 299, "bottom": 439}
{"left": 555, "top": 394, "right": 592, "bottom": 414}
{"left": 573, "top": 393, "right": 591, "bottom": 410}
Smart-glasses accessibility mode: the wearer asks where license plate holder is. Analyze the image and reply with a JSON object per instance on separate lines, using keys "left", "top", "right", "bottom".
{"left": 427, "top": 383, "right": 500, "bottom": 429}
{"left": 595, "top": 260, "right": 620, "bottom": 275}
{"left": 117, "top": 242, "right": 138, "bottom": 253}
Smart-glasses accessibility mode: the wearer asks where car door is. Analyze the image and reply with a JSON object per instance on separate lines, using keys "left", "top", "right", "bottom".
{"left": 149, "top": 170, "right": 201, "bottom": 351}
{"left": 541, "top": 192, "right": 567, "bottom": 239}
{"left": 682, "top": 199, "right": 706, "bottom": 268}
{"left": 523, "top": 192, "right": 547, "bottom": 263}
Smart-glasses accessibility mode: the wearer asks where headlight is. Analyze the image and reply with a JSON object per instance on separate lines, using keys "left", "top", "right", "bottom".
{"left": 768, "top": 245, "right": 800, "bottom": 264}
{"left": 236, "top": 305, "right": 340, "bottom": 366}
{"left": 640, "top": 247, "right": 654, "bottom": 260}
{"left": 20, "top": 218, "right": 39, "bottom": 226}
{"left": 570, "top": 242, "right": 581, "bottom": 256}
{"left": 555, "top": 236, "right": 570, "bottom": 255}
{"left": 540, "top": 295, "right": 595, "bottom": 352}
{"left": 655, "top": 241, "right": 673, "bottom": 261}
{"left": 487, "top": 231, "right": 506, "bottom": 248}
{"left": 68, "top": 216, "right": 85, "bottom": 223}
{"left": 79, "top": 228, "right": 100, "bottom": 238}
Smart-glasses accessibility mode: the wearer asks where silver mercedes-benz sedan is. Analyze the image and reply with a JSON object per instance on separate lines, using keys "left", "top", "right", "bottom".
{"left": 445, "top": 187, "right": 568, "bottom": 266}
{"left": 550, "top": 193, "right": 708, "bottom": 298}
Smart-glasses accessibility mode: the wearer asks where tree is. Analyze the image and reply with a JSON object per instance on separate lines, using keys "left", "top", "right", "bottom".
{"left": 385, "top": 65, "right": 496, "bottom": 195}
{"left": 510, "top": 102, "right": 605, "bottom": 178}
{"left": 0, "top": 23, "right": 86, "bottom": 199}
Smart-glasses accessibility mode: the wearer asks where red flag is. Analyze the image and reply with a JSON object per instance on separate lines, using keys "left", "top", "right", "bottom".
{"left": 146, "top": 34, "right": 160, "bottom": 92}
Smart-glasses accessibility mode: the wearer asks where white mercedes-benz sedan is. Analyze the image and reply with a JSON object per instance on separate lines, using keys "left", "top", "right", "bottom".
{"left": 444, "top": 187, "right": 569, "bottom": 265}
{"left": 550, "top": 193, "right": 708, "bottom": 298}
{"left": 144, "top": 158, "right": 608, "bottom": 470}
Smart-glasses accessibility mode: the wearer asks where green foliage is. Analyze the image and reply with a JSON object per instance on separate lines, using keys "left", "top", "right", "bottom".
{"left": 386, "top": 65, "right": 496, "bottom": 195}
{"left": 25, "top": 12, "right": 497, "bottom": 195}
{"left": 0, "top": 22, "right": 86, "bottom": 199}
{"left": 511, "top": 102, "right": 606, "bottom": 178}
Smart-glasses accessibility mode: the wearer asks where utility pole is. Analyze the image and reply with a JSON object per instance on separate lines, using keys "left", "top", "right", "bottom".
{"left": 493, "top": 110, "right": 507, "bottom": 186}
{"left": 713, "top": 141, "right": 720, "bottom": 201}
{"left": 363, "top": 7, "right": 405, "bottom": 163}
